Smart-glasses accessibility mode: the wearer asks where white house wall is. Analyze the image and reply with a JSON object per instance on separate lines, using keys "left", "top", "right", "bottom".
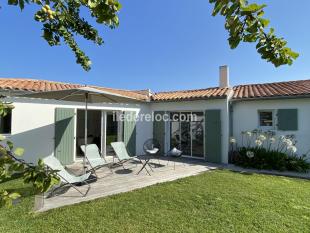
{"left": 150, "top": 99, "right": 230, "bottom": 164}
{"left": 6, "top": 97, "right": 152, "bottom": 164}
{"left": 10, "top": 95, "right": 309, "bottom": 165}
{"left": 232, "top": 98, "right": 310, "bottom": 156}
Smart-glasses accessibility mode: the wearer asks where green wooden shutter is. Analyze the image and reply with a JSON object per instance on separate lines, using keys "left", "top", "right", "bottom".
{"left": 124, "top": 111, "right": 136, "bottom": 156}
{"left": 55, "top": 108, "right": 75, "bottom": 165}
{"left": 153, "top": 111, "right": 165, "bottom": 155}
{"left": 205, "top": 110, "right": 222, "bottom": 163}
{"left": 277, "top": 109, "right": 298, "bottom": 131}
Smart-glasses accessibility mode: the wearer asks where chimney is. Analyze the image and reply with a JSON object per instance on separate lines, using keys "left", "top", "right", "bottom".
{"left": 219, "top": 65, "right": 229, "bottom": 88}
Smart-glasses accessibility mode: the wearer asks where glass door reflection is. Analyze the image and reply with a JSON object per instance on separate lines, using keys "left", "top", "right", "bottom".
{"left": 169, "top": 111, "right": 204, "bottom": 158}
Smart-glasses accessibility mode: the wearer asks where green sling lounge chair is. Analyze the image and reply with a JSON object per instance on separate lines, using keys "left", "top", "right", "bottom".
{"left": 43, "top": 155, "right": 91, "bottom": 197}
{"left": 80, "top": 144, "right": 113, "bottom": 177}
{"left": 111, "top": 142, "right": 153, "bottom": 175}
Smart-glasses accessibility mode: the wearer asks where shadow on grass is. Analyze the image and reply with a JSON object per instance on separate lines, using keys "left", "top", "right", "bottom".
{"left": 230, "top": 170, "right": 254, "bottom": 176}
{"left": 5, "top": 186, "right": 35, "bottom": 199}
{"left": 218, "top": 167, "right": 254, "bottom": 176}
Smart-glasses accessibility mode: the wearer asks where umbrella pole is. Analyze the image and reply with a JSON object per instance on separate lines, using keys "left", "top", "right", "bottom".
{"left": 84, "top": 93, "right": 89, "bottom": 174}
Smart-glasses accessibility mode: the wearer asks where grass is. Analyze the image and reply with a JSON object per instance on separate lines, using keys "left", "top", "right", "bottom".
{"left": 1, "top": 170, "right": 310, "bottom": 233}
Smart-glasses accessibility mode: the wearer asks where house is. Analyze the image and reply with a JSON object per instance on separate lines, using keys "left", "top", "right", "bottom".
{"left": 232, "top": 80, "right": 310, "bottom": 156}
{"left": 0, "top": 66, "right": 309, "bottom": 166}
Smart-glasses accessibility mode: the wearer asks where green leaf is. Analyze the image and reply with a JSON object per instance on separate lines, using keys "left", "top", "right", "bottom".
{"left": 8, "top": 192, "right": 21, "bottom": 199}
{"left": 241, "top": 3, "right": 266, "bottom": 12}
{"left": 259, "top": 18, "right": 270, "bottom": 27}
{"left": 38, "top": 159, "right": 44, "bottom": 167}
{"left": 244, "top": 34, "right": 257, "bottom": 42}
{"left": 229, "top": 36, "right": 241, "bottom": 49}
{"left": 87, "top": 0, "right": 98, "bottom": 8}
{"left": 14, "top": 147, "right": 24, "bottom": 156}
{"left": 18, "top": 0, "right": 25, "bottom": 10}
{"left": 7, "top": 141, "right": 14, "bottom": 150}
{"left": 0, "top": 134, "right": 6, "bottom": 141}
{"left": 212, "top": 1, "right": 224, "bottom": 16}
{"left": 8, "top": 0, "right": 18, "bottom": 6}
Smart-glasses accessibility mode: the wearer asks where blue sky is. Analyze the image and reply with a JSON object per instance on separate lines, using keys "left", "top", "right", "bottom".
{"left": 1, "top": 0, "right": 309, "bottom": 92}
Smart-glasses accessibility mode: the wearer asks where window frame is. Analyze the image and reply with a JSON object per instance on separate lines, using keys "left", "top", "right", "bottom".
{"left": 258, "top": 109, "right": 275, "bottom": 130}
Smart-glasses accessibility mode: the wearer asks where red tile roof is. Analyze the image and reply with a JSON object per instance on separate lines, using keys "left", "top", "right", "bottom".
{"left": 0, "top": 78, "right": 149, "bottom": 101}
{"left": 151, "top": 87, "right": 230, "bottom": 101}
{"left": 233, "top": 79, "right": 310, "bottom": 99}
{"left": 1, "top": 78, "right": 310, "bottom": 102}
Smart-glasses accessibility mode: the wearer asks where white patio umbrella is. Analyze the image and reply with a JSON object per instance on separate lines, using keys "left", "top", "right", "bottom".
{"left": 19, "top": 86, "right": 140, "bottom": 172}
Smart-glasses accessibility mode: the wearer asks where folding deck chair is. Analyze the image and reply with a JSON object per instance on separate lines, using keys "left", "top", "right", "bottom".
{"left": 80, "top": 144, "right": 113, "bottom": 178}
{"left": 43, "top": 155, "right": 91, "bottom": 197}
{"left": 111, "top": 142, "right": 153, "bottom": 175}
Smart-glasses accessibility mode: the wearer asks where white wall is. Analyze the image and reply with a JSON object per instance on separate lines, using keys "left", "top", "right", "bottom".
{"left": 150, "top": 99, "right": 230, "bottom": 164}
{"left": 232, "top": 98, "right": 310, "bottom": 156}
{"left": 135, "top": 103, "right": 153, "bottom": 156}
{"left": 4, "top": 96, "right": 234, "bottom": 164}
{"left": 5, "top": 97, "right": 152, "bottom": 164}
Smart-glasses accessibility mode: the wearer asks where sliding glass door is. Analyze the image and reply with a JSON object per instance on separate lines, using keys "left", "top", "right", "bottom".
{"left": 170, "top": 112, "right": 204, "bottom": 158}
{"left": 106, "top": 112, "right": 119, "bottom": 155}
{"left": 170, "top": 119, "right": 180, "bottom": 150}
{"left": 180, "top": 120, "right": 191, "bottom": 155}
{"left": 191, "top": 112, "right": 204, "bottom": 158}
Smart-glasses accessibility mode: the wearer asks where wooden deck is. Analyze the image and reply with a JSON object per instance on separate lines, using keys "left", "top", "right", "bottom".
{"left": 37, "top": 157, "right": 216, "bottom": 212}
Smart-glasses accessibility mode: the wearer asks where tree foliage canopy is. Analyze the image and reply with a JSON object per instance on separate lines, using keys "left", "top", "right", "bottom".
{"left": 209, "top": 0, "right": 299, "bottom": 67}
{"left": 5, "top": 0, "right": 298, "bottom": 70}
{"left": 8, "top": 0, "right": 121, "bottom": 71}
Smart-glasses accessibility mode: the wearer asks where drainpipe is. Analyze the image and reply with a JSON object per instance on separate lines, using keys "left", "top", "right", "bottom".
{"left": 84, "top": 92, "right": 89, "bottom": 173}
{"left": 229, "top": 102, "right": 234, "bottom": 137}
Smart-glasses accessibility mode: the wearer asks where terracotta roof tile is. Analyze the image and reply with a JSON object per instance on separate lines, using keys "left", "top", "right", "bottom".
{"left": 2, "top": 78, "right": 310, "bottom": 102}
{"left": 0, "top": 78, "right": 149, "bottom": 101}
{"left": 152, "top": 87, "right": 230, "bottom": 101}
{"left": 91, "top": 86, "right": 149, "bottom": 101}
{"left": 233, "top": 79, "right": 310, "bottom": 99}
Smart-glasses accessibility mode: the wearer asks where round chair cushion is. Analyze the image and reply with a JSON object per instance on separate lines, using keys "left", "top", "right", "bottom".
{"left": 168, "top": 148, "right": 182, "bottom": 157}
{"left": 146, "top": 148, "right": 159, "bottom": 154}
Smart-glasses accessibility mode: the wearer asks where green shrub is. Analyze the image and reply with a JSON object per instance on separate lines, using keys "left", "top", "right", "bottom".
{"left": 232, "top": 147, "right": 310, "bottom": 173}
{"left": 230, "top": 130, "right": 310, "bottom": 173}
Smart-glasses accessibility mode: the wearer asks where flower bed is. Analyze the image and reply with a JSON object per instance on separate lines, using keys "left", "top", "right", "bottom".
{"left": 230, "top": 130, "right": 310, "bottom": 173}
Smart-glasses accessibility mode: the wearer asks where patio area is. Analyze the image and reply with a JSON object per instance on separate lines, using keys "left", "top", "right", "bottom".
{"left": 37, "top": 157, "right": 217, "bottom": 212}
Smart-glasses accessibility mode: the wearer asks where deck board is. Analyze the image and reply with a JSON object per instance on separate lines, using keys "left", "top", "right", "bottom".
{"left": 38, "top": 158, "right": 216, "bottom": 212}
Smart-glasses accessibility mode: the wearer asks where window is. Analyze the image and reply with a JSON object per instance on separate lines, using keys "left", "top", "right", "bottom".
{"left": 0, "top": 109, "right": 12, "bottom": 134}
{"left": 258, "top": 110, "right": 274, "bottom": 128}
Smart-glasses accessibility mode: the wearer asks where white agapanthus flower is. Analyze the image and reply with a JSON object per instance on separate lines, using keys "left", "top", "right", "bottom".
{"left": 287, "top": 145, "right": 297, "bottom": 153}
{"left": 280, "top": 135, "right": 286, "bottom": 141}
{"left": 229, "top": 137, "right": 236, "bottom": 144}
{"left": 246, "top": 151, "right": 255, "bottom": 158}
{"left": 255, "top": 139, "right": 263, "bottom": 146}
{"left": 284, "top": 139, "right": 293, "bottom": 147}
{"left": 258, "top": 134, "right": 267, "bottom": 141}
{"left": 269, "top": 137, "right": 276, "bottom": 144}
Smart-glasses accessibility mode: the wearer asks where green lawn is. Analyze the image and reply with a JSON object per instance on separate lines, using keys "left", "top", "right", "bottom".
{"left": 1, "top": 170, "right": 310, "bottom": 233}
